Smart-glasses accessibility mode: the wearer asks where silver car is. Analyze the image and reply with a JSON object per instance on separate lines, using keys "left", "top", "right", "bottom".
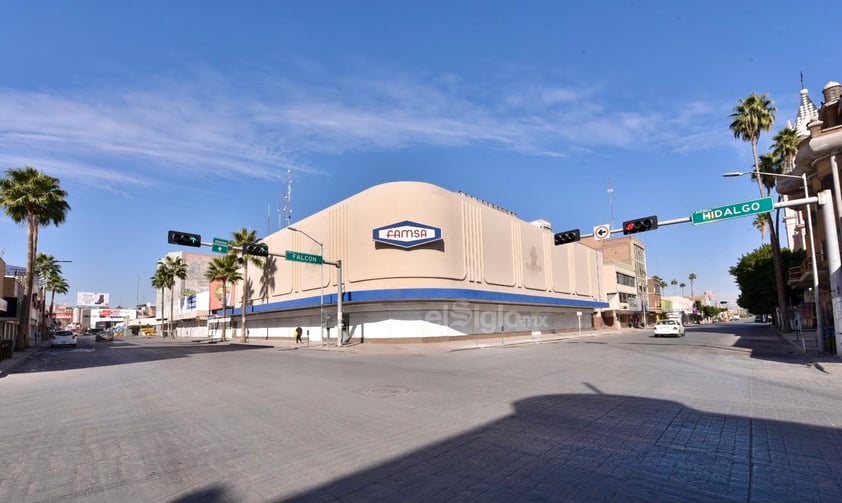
{"left": 51, "top": 329, "right": 77, "bottom": 348}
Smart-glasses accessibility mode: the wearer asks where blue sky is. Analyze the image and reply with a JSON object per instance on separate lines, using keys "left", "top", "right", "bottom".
{"left": 0, "top": 1, "right": 832, "bottom": 308}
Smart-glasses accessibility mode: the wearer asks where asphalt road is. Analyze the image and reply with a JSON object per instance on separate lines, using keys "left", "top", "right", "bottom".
{"left": 2, "top": 324, "right": 842, "bottom": 502}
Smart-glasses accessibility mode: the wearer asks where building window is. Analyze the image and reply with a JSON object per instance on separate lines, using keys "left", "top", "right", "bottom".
{"left": 617, "top": 273, "right": 636, "bottom": 287}
{"left": 619, "top": 292, "right": 635, "bottom": 303}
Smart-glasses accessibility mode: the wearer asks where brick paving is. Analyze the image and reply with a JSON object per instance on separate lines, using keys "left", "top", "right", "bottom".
{"left": 2, "top": 323, "right": 842, "bottom": 502}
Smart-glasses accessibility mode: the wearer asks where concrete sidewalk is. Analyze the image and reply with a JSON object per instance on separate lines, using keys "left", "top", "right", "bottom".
{"left": 232, "top": 327, "right": 633, "bottom": 355}
{"left": 0, "top": 340, "right": 47, "bottom": 378}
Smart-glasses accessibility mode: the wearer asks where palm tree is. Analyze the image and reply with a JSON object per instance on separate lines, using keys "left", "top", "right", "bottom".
{"left": 46, "top": 275, "right": 69, "bottom": 330}
{"left": 35, "top": 253, "right": 62, "bottom": 336}
{"left": 755, "top": 153, "right": 781, "bottom": 196}
{"left": 229, "top": 228, "right": 266, "bottom": 342}
{"left": 204, "top": 254, "right": 242, "bottom": 342}
{"left": 0, "top": 166, "right": 70, "bottom": 349}
{"left": 730, "top": 93, "right": 788, "bottom": 330}
{"left": 730, "top": 93, "right": 777, "bottom": 194}
{"left": 772, "top": 126, "right": 800, "bottom": 173}
{"left": 753, "top": 213, "right": 770, "bottom": 245}
{"left": 688, "top": 273, "right": 697, "bottom": 298}
{"left": 679, "top": 282, "right": 686, "bottom": 296}
{"left": 150, "top": 268, "right": 167, "bottom": 335}
{"left": 659, "top": 280, "right": 668, "bottom": 297}
{"left": 670, "top": 279, "right": 678, "bottom": 295}
{"left": 160, "top": 255, "right": 187, "bottom": 338}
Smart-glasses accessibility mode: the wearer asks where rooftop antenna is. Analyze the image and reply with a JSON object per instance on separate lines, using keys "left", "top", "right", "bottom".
{"left": 607, "top": 178, "right": 615, "bottom": 233}
{"left": 280, "top": 168, "right": 293, "bottom": 229}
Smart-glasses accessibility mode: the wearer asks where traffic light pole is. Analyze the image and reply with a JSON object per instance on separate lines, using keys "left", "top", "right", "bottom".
{"left": 578, "top": 216, "right": 691, "bottom": 239}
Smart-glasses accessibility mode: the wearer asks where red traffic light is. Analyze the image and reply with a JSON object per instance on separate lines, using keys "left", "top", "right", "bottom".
{"left": 621, "top": 216, "right": 659, "bottom": 235}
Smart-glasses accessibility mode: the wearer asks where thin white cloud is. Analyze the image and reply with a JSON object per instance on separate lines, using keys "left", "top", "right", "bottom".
{"left": 0, "top": 67, "right": 731, "bottom": 188}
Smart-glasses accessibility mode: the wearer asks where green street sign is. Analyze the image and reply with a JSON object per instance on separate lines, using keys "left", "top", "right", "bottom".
{"left": 691, "top": 197, "right": 774, "bottom": 225}
{"left": 285, "top": 250, "right": 323, "bottom": 264}
{"left": 212, "top": 238, "right": 229, "bottom": 253}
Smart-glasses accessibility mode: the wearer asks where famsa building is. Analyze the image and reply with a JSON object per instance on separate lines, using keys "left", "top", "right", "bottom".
{"left": 210, "top": 181, "right": 610, "bottom": 344}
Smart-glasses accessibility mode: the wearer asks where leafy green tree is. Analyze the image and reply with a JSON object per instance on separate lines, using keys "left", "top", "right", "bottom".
{"left": 204, "top": 254, "right": 242, "bottom": 342}
{"left": 729, "top": 244, "right": 805, "bottom": 316}
{"left": 229, "top": 228, "right": 266, "bottom": 342}
{"left": 729, "top": 93, "right": 788, "bottom": 329}
{"left": 0, "top": 167, "right": 70, "bottom": 348}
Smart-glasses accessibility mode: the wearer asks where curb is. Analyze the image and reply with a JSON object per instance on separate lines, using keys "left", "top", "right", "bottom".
{"left": 0, "top": 346, "right": 43, "bottom": 378}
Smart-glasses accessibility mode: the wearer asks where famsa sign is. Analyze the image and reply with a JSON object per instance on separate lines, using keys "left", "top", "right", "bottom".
{"left": 372, "top": 220, "right": 442, "bottom": 248}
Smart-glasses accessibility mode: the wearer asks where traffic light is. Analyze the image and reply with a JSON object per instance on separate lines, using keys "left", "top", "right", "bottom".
{"left": 554, "top": 229, "right": 581, "bottom": 245}
{"left": 244, "top": 242, "right": 269, "bottom": 256}
{"left": 167, "top": 230, "right": 201, "bottom": 247}
{"left": 622, "top": 215, "right": 659, "bottom": 235}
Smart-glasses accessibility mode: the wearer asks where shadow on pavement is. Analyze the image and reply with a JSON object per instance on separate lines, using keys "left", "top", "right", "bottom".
{"left": 170, "top": 392, "right": 842, "bottom": 503}
{"left": 8, "top": 338, "right": 266, "bottom": 375}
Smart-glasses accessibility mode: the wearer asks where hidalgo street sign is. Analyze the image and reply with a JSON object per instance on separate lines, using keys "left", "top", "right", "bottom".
{"left": 691, "top": 197, "right": 773, "bottom": 225}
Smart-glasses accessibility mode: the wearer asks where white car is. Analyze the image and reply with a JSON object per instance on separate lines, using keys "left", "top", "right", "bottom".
{"left": 653, "top": 319, "right": 685, "bottom": 337}
{"left": 51, "top": 329, "right": 77, "bottom": 348}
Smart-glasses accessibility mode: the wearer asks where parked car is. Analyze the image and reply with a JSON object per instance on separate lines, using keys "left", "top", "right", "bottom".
{"left": 653, "top": 319, "right": 685, "bottom": 337}
{"left": 95, "top": 330, "right": 114, "bottom": 342}
{"left": 51, "top": 330, "right": 77, "bottom": 348}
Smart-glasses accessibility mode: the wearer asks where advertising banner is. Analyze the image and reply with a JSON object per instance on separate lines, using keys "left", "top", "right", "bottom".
{"left": 77, "top": 292, "right": 110, "bottom": 307}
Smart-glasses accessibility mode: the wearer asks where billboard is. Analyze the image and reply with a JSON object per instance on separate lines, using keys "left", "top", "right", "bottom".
{"left": 77, "top": 292, "right": 110, "bottom": 307}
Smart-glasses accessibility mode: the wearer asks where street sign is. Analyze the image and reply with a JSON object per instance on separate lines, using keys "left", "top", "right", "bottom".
{"left": 691, "top": 197, "right": 773, "bottom": 225}
{"left": 593, "top": 224, "right": 610, "bottom": 241}
{"left": 285, "top": 250, "right": 323, "bottom": 264}
{"left": 212, "top": 238, "right": 229, "bottom": 254}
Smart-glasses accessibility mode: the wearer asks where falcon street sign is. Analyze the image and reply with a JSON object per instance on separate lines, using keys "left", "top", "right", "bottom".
{"left": 285, "top": 250, "right": 323, "bottom": 264}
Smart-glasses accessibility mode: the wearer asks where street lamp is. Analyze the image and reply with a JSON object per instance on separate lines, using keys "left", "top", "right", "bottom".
{"left": 723, "top": 171, "right": 822, "bottom": 350}
{"left": 288, "top": 227, "right": 324, "bottom": 346}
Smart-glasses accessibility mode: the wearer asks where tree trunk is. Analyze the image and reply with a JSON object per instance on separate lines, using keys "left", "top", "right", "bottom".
{"left": 18, "top": 221, "right": 40, "bottom": 349}
{"left": 752, "top": 140, "right": 788, "bottom": 332}
{"left": 240, "top": 258, "right": 248, "bottom": 343}
{"left": 769, "top": 218, "right": 789, "bottom": 331}
{"left": 169, "top": 287, "right": 175, "bottom": 340}
{"left": 221, "top": 283, "right": 228, "bottom": 342}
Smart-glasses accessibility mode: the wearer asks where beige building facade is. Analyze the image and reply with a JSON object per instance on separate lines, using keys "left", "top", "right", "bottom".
{"left": 228, "top": 181, "right": 609, "bottom": 343}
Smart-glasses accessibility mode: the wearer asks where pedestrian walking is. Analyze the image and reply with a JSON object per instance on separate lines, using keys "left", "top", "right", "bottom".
{"left": 295, "top": 326, "right": 303, "bottom": 344}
